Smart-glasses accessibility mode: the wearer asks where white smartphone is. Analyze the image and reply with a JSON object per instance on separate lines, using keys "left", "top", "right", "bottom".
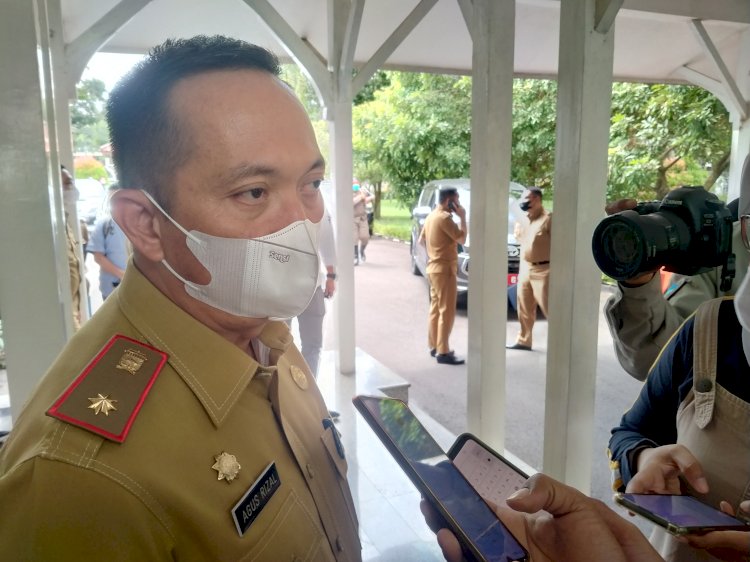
{"left": 448, "top": 433, "right": 529, "bottom": 509}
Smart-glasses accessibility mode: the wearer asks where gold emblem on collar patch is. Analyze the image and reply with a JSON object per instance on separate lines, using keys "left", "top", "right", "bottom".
{"left": 290, "top": 365, "right": 309, "bottom": 390}
{"left": 213, "top": 452, "right": 241, "bottom": 483}
{"left": 116, "top": 348, "right": 148, "bottom": 375}
{"left": 88, "top": 394, "right": 118, "bottom": 416}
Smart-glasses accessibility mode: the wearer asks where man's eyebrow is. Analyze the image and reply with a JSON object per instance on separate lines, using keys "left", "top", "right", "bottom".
{"left": 221, "top": 158, "right": 326, "bottom": 185}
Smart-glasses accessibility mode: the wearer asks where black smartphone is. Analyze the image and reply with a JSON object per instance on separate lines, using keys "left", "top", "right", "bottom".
{"left": 448, "top": 201, "right": 457, "bottom": 212}
{"left": 614, "top": 492, "right": 750, "bottom": 536}
{"left": 448, "top": 433, "right": 529, "bottom": 509}
{"left": 353, "top": 395, "right": 528, "bottom": 562}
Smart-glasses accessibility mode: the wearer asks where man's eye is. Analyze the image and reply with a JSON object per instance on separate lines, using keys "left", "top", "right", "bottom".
{"left": 248, "top": 187, "right": 264, "bottom": 199}
{"left": 312, "top": 180, "right": 322, "bottom": 189}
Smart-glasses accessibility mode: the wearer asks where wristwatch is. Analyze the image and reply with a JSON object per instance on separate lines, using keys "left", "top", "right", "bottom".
{"left": 326, "top": 273, "right": 337, "bottom": 280}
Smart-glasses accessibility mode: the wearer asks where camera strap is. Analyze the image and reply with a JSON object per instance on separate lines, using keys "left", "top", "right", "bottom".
{"left": 720, "top": 253, "right": 736, "bottom": 293}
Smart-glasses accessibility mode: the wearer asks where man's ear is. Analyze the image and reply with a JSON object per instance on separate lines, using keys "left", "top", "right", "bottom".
{"left": 111, "top": 189, "right": 165, "bottom": 262}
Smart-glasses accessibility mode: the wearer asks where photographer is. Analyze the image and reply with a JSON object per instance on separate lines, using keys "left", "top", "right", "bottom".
{"left": 598, "top": 179, "right": 748, "bottom": 381}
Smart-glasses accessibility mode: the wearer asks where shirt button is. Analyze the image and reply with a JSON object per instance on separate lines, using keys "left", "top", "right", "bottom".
{"left": 306, "top": 463, "right": 315, "bottom": 479}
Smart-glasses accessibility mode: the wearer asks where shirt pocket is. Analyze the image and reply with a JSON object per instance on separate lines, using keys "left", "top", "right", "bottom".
{"left": 243, "top": 488, "right": 332, "bottom": 562}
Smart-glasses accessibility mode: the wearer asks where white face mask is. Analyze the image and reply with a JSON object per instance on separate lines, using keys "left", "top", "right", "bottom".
{"left": 144, "top": 191, "right": 321, "bottom": 320}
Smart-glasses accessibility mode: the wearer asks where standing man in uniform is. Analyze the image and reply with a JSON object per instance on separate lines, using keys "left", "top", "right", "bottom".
{"left": 352, "top": 181, "right": 373, "bottom": 265}
{"left": 61, "top": 165, "right": 83, "bottom": 330}
{"left": 419, "top": 188, "right": 467, "bottom": 365}
{"left": 508, "top": 187, "right": 551, "bottom": 351}
{"left": 0, "top": 36, "right": 360, "bottom": 561}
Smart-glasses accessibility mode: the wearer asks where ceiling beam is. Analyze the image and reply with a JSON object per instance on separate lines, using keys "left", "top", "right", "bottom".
{"left": 595, "top": 0, "right": 623, "bottom": 34}
{"left": 243, "top": 0, "right": 333, "bottom": 106}
{"left": 457, "top": 0, "right": 474, "bottom": 41}
{"left": 691, "top": 19, "right": 748, "bottom": 119}
{"left": 65, "top": 0, "right": 153, "bottom": 87}
{"left": 339, "top": 0, "right": 365, "bottom": 88}
{"left": 352, "top": 0, "right": 439, "bottom": 95}
{"left": 622, "top": 0, "right": 750, "bottom": 24}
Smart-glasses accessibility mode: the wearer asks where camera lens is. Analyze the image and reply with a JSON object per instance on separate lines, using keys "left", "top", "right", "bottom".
{"left": 592, "top": 217, "right": 645, "bottom": 280}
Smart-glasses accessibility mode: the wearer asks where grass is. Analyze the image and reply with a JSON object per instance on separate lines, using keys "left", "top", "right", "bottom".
{"left": 373, "top": 199, "right": 412, "bottom": 242}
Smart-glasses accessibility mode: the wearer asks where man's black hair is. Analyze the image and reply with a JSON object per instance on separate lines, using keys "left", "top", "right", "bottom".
{"left": 439, "top": 188, "right": 458, "bottom": 204}
{"left": 106, "top": 35, "right": 280, "bottom": 207}
{"left": 528, "top": 186, "right": 543, "bottom": 200}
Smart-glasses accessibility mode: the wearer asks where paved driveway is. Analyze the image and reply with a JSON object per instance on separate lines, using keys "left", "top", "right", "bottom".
{"left": 329, "top": 236, "right": 645, "bottom": 509}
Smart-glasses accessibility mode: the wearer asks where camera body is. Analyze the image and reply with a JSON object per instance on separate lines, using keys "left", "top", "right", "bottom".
{"left": 592, "top": 186, "right": 734, "bottom": 282}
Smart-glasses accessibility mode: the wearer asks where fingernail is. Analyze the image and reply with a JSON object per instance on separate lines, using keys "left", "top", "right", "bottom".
{"left": 507, "top": 488, "right": 530, "bottom": 501}
{"left": 695, "top": 477, "right": 709, "bottom": 493}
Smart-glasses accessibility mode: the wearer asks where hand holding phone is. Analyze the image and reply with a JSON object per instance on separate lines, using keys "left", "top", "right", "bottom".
{"left": 448, "top": 201, "right": 457, "bottom": 212}
{"left": 614, "top": 493, "right": 750, "bottom": 536}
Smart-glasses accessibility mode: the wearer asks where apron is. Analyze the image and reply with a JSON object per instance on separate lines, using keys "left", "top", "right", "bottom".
{"left": 650, "top": 298, "right": 750, "bottom": 561}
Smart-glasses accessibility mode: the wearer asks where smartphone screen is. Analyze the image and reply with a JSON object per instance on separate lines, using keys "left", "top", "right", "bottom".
{"left": 615, "top": 493, "right": 750, "bottom": 535}
{"left": 354, "top": 395, "right": 527, "bottom": 562}
{"left": 450, "top": 435, "right": 528, "bottom": 509}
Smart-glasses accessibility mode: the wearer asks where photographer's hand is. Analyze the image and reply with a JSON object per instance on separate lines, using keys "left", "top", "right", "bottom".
{"left": 605, "top": 198, "right": 638, "bottom": 216}
{"left": 682, "top": 501, "right": 750, "bottom": 561}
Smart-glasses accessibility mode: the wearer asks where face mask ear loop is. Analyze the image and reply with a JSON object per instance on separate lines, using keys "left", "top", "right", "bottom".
{"left": 160, "top": 258, "right": 201, "bottom": 291}
{"left": 140, "top": 189, "right": 202, "bottom": 245}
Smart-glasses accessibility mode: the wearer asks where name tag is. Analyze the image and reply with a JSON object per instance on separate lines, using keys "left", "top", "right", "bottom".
{"left": 232, "top": 462, "right": 281, "bottom": 537}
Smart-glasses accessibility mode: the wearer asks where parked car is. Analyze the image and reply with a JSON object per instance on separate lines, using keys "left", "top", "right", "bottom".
{"left": 75, "top": 178, "right": 107, "bottom": 225}
{"left": 410, "top": 178, "right": 526, "bottom": 307}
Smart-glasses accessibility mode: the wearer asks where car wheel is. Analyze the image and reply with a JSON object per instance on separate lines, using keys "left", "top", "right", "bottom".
{"left": 410, "top": 240, "right": 422, "bottom": 276}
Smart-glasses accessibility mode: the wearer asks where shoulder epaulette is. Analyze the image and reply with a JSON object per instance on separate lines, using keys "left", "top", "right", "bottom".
{"left": 47, "top": 335, "right": 168, "bottom": 443}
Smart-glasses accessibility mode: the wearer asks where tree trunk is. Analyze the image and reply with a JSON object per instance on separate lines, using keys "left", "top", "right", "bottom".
{"left": 654, "top": 155, "right": 681, "bottom": 199}
{"left": 373, "top": 181, "right": 382, "bottom": 219}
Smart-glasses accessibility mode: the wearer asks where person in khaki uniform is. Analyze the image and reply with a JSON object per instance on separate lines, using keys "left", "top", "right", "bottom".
{"left": 508, "top": 187, "right": 551, "bottom": 351}
{"left": 418, "top": 188, "right": 467, "bottom": 365}
{"left": 352, "top": 182, "right": 373, "bottom": 265}
{"left": 0, "top": 36, "right": 360, "bottom": 561}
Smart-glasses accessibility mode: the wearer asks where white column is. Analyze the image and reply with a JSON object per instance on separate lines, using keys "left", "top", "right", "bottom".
{"left": 0, "top": 0, "right": 72, "bottom": 420}
{"left": 466, "top": 0, "right": 515, "bottom": 450}
{"left": 542, "top": 0, "right": 615, "bottom": 493}
{"left": 727, "top": 29, "right": 750, "bottom": 203}
{"left": 329, "top": 96, "right": 356, "bottom": 374}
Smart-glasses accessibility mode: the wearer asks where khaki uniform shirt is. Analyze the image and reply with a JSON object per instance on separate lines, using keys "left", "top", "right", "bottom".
{"left": 0, "top": 265, "right": 360, "bottom": 561}
{"left": 423, "top": 209, "right": 463, "bottom": 274}
{"left": 515, "top": 208, "right": 551, "bottom": 265}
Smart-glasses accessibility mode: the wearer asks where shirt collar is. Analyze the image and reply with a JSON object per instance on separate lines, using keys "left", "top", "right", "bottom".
{"left": 115, "top": 264, "right": 293, "bottom": 427}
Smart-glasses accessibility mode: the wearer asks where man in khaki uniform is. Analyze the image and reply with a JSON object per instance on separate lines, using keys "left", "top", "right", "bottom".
{"left": 0, "top": 36, "right": 360, "bottom": 561}
{"left": 418, "top": 188, "right": 467, "bottom": 365}
{"left": 62, "top": 166, "right": 83, "bottom": 329}
{"left": 508, "top": 187, "right": 551, "bottom": 351}
{"left": 352, "top": 182, "right": 373, "bottom": 265}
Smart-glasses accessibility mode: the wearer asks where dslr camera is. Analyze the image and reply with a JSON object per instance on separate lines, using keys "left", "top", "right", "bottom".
{"left": 592, "top": 186, "right": 735, "bottom": 288}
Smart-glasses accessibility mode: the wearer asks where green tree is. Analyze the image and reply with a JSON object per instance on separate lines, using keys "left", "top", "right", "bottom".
{"left": 71, "top": 78, "right": 108, "bottom": 153}
{"left": 608, "top": 83, "right": 731, "bottom": 201}
{"left": 354, "top": 72, "right": 472, "bottom": 207}
{"left": 511, "top": 79, "right": 557, "bottom": 189}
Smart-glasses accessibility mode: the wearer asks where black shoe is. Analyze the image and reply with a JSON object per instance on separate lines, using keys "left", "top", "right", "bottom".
{"left": 436, "top": 352, "right": 465, "bottom": 365}
{"left": 429, "top": 348, "right": 436, "bottom": 357}
{"left": 360, "top": 248, "right": 366, "bottom": 262}
{"left": 506, "top": 343, "right": 532, "bottom": 351}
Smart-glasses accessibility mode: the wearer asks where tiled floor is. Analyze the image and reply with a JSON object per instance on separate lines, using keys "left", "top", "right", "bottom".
{"left": 0, "top": 349, "right": 452, "bottom": 561}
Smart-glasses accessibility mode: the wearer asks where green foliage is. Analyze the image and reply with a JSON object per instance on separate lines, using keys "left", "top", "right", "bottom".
{"left": 71, "top": 78, "right": 109, "bottom": 153}
{"left": 74, "top": 155, "right": 109, "bottom": 182}
{"left": 353, "top": 71, "right": 390, "bottom": 106}
{"left": 511, "top": 79, "right": 558, "bottom": 189}
{"left": 354, "top": 72, "right": 472, "bottom": 207}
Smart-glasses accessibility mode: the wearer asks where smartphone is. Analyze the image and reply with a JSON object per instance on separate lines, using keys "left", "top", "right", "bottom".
{"left": 448, "top": 201, "right": 457, "bottom": 212}
{"left": 353, "top": 395, "right": 528, "bottom": 562}
{"left": 614, "top": 492, "right": 750, "bottom": 536}
{"left": 448, "top": 433, "right": 529, "bottom": 509}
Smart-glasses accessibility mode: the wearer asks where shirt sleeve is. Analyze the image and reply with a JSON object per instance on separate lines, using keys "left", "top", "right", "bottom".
{"left": 317, "top": 208, "right": 337, "bottom": 268}
{"left": 88, "top": 218, "right": 108, "bottom": 254}
{"left": 0, "top": 457, "right": 173, "bottom": 559}
{"left": 608, "top": 318, "right": 694, "bottom": 491}
{"left": 440, "top": 213, "right": 463, "bottom": 242}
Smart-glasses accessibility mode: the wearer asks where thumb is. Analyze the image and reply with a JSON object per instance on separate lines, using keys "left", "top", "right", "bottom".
{"left": 506, "top": 473, "right": 585, "bottom": 516}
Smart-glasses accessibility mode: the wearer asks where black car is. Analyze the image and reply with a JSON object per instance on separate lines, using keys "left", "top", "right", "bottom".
{"left": 410, "top": 178, "right": 526, "bottom": 307}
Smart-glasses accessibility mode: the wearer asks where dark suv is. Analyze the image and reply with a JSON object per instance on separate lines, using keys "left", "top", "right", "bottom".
{"left": 410, "top": 178, "right": 526, "bottom": 305}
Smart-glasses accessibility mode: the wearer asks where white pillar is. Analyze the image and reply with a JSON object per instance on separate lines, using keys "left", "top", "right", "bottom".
{"left": 329, "top": 96, "right": 356, "bottom": 374}
{"left": 727, "top": 29, "right": 750, "bottom": 203}
{"left": 466, "top": 0, "right": 515, "bottom": 450}
{"left": 0, "top": 0, "right": 72, "bottom": 420}
{"left": 542, "top": 0, "right": 615, "bottom": 493}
